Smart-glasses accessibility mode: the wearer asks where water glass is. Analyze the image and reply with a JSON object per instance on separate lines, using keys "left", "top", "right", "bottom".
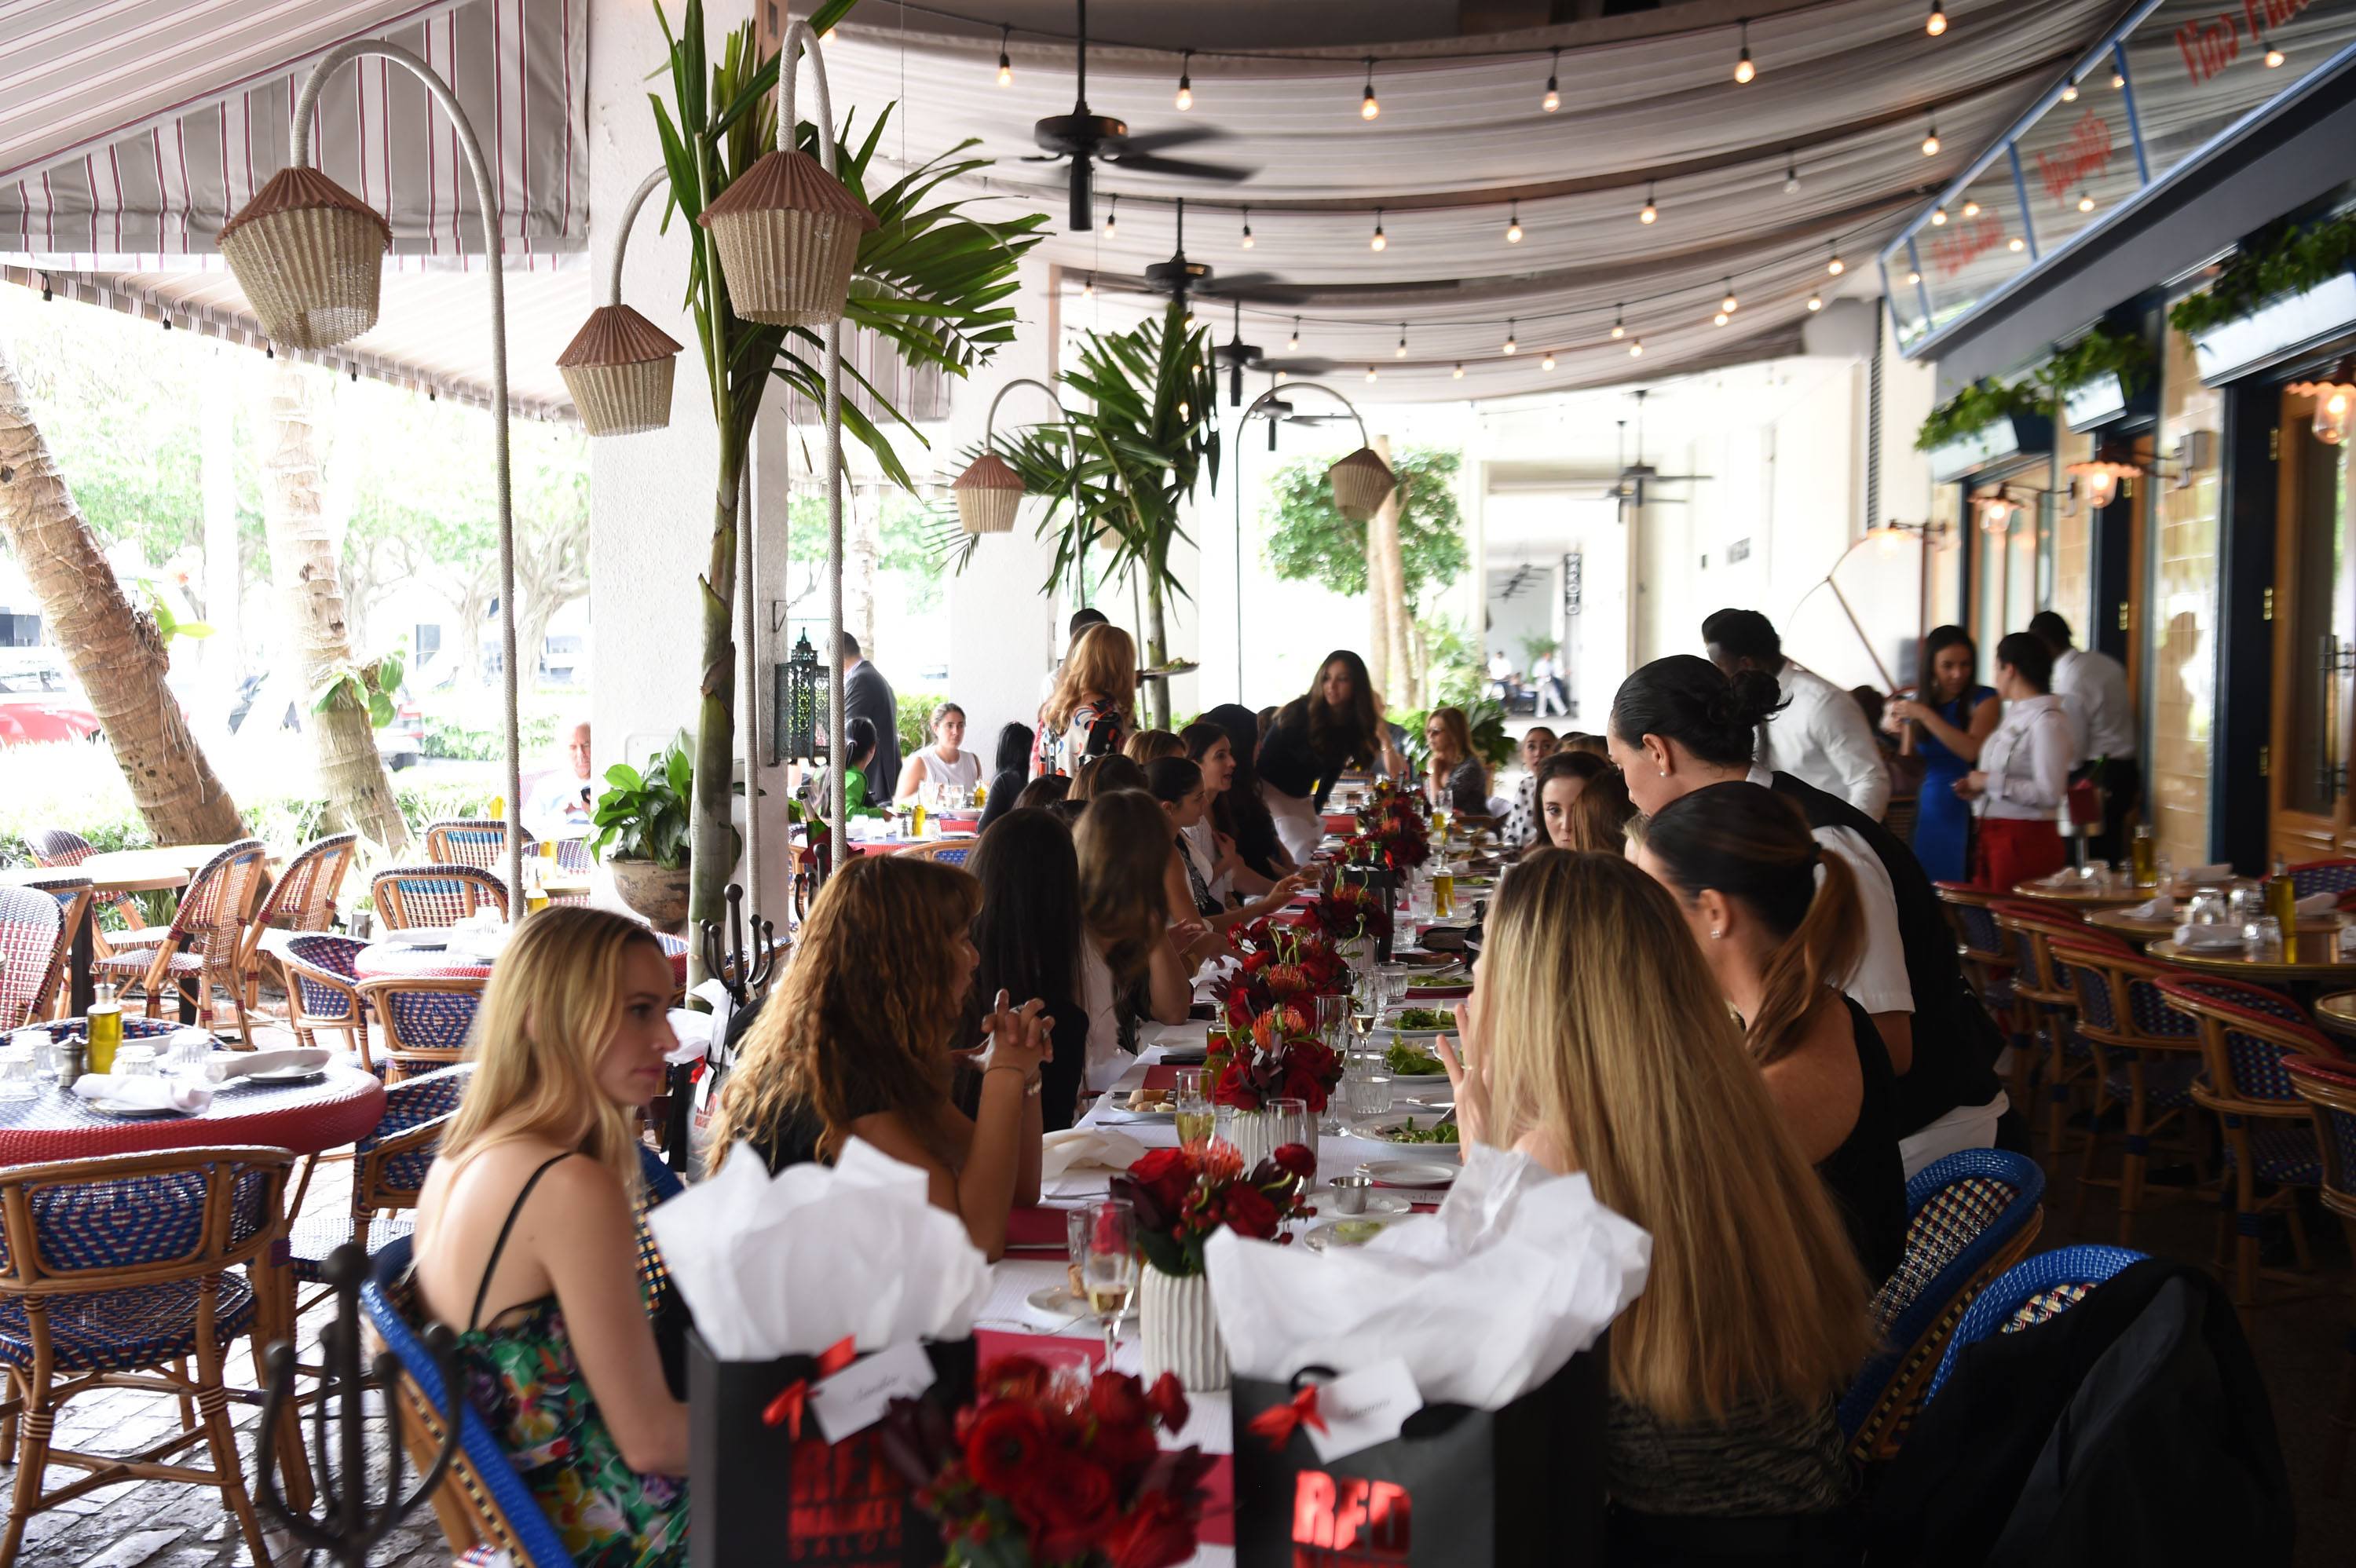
{"left": 9, "top": 1027, "right": 53, "bottom": 1082}
{"left": 1082, "top": 1199, "right": 1138, "bottom": 1371}
{"left": 1315, "top": 993, "right": 1350, "bottom": 1053}
{"left": 163, "top": 1029, "right": 213, "bottom": 1079}
{"left": 2187, "top": 888, "right": 2228, "bottom": 927}
{"left": 0, "top": 1046, "right": 40, "bottom": 1102}
{"left": 1265, "top": 1095, "right": 1313, "bottom": 1156}
{"left": 2228, "top": 885, "right": 2266, "bottom": 927}
{"left": 1377, "top": 964, "right": 1410, "bottom": 1010}
{"left": 113, "top": 1044, "right": 159, "bottom": 1079}
{"left": 1345, "top": 1051, "right": 1393, "bottom": 1119}
{"left": 2243, "top": 916, "right": 2284, "bottom": 959}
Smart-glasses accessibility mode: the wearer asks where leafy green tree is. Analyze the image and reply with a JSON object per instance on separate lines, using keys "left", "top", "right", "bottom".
{"left": 1261, "top": 446, "right": 1465, "bottom": 612}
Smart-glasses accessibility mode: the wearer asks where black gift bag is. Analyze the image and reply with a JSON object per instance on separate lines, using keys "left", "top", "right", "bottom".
{"left": 1334, "top": 867, "right": 1399, "bottom": 962}
{"left": 1230, "top": 1340, "right": 1608, "bottom": 1568}
{"left": 689, "top": 1330, "right": 976, "bottom": 1568}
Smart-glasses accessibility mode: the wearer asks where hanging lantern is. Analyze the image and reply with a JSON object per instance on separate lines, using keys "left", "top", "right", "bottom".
{"left": 1328, "top": 446, "right": 1398, "bottom": 521}
{"left": 556, "top": 305, "right": 684, "bottom": 437}
{"left": 1974, "top": 491, "right": 2021, "bottom": 533}
{"left": 774, "top": 630, "right": 828, "bottom": 765}
{"left": 2065, "top": 459, "right": 2140, "bottom": 510}
{"left": 218, "top": 166, "right": 392, "bottom": 349}
{"left": 2291, "top": 381, "right": 2356, "bottom": 446}
{"left": 951, "top": 450, "right": 1026, "bottom": 534}
{"left": 697, "top": 146, "right": 879, "bottom": 327}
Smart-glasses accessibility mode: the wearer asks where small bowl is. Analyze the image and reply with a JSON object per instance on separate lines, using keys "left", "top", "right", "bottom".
{"left": 1328, "top": 1174, "right": 1374, "bottom": 1215}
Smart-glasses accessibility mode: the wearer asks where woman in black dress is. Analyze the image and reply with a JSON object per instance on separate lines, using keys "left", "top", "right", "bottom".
{"left": 1255, "top": 650, "right": 1398, "bottom": 863}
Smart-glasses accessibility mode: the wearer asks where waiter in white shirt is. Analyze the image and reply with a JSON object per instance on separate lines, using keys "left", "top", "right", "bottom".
{"left": 2029, "top": 611, "right": 2137, "bottom": 862}
{"left": 1703, "top": 608, "right": 1891, "bottom": 820}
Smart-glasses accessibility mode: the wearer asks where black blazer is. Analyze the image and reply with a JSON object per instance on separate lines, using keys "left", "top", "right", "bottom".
{"left": 845, "top": 659, "right": 901, "bottom": 803}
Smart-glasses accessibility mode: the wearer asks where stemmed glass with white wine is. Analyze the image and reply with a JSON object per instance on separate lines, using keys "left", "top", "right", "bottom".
{"left": 1082, "top": 1198, "right": 1138, "bottom": 1372}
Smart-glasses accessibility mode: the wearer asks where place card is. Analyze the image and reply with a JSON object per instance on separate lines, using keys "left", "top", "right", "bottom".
{"left": 1302, "top": 1357, "right": 1422, "bottom": 1464}
{"left": 807, "top": 1340, "right": 937, "bottom": 1443}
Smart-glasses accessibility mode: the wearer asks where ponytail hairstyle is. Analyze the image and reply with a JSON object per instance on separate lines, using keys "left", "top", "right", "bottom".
{"left": 1608, "top": 654, "right": 1787, "bottom": 769}
{"left": 1560, "top": 762, "right": 1638, "bottom": 855}
{"left": 1994, "top": 630, "right": 2054, "bottom": 693}
{"left": 1640, "top": 782, "right": 1861, "bottom": 1067}
{"left": 1070, "top": 753, "right": 1149, "bottom": 802}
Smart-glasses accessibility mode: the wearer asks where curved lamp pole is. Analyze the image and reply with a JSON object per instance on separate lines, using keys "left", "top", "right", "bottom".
{"left": 1789, "top": 521, "right": 1948, "bottom": 692}
{"left": 1233, "top": 382, "right": 1390, "bottom": 702}
{"left": 222, "top": 41, "right": 525, "bottom": 914}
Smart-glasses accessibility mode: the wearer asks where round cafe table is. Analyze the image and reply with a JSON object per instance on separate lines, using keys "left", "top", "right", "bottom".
{"left": 353, "top": 930, "right": 692, "bottom": 985}
{"left": 2313, "top": 992, "right": 2356, "bottom": 1035}
{"left": 2085, "top": 909, "right": 2349, "bottom": 947}
{"left": 0, "top": 1043, "right": 383, "bottom": 1164}
{"left": 2146, "top": 930, "right": 2356, "bottom": 988}
{"left": 2007, "top": 874, "right": 2154, "bottom": 910}
{"left": 0, "top": 844, "right": 242, "bottom": 1014}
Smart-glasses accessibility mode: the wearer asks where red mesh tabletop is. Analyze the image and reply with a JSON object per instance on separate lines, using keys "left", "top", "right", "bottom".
{"left": 0, "top": 1060, "right": 384, "bottom": 1163}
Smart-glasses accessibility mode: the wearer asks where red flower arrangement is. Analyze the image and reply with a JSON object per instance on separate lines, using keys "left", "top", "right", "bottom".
{"left": 1350, "top": 794, "right": 1432, "bottom": 870}
{"left": 1112, "top": 1139, "right": 1315, "bottom": 1277}
{"left": 1310, "top": 874, "right": 1392, "bottom": 945}
{"left": 1210, "top": 1003, "right": 1344, "bottom": 1114}
{"left": 884, "top": 1358, "right": 1215, "bottom": 1568}
{"left": 1213, "top": 923, "right": 1350, "bottom": 1030}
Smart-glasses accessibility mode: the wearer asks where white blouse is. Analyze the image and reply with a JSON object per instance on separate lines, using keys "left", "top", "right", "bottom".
{"left": 906, "top": 744, "right": 982, "bottom": 794}
{"left": 1079, "top": 941, "right": 1127, "bottom": 1091}
{"left": 1976, "top": 694, "right": 2077, "bottom": 822}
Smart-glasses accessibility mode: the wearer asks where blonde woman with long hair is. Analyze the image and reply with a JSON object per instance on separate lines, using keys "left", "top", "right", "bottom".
{"left": 712, "top": 854, "right": 1050, "bottom": 1260}
{"left": 1034, "top": 623, "right": 1139, "bottom": 777}
{"left": 1436, "top": 850, "right": 1871, "bottom": 1549}
{"left": 410, "top": 907, "right": 688, "bottom": 1567}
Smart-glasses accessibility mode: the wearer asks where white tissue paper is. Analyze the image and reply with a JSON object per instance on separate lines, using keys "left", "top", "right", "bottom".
{"left": 2180, "top": 863, "right": 2234, "bottom": 885}
{"left": 1205, "top": 1143, "right": 1648, "bottom": 1410}
{"left": 665, "top": 1007, "right": 719, "bottom": 1065}
{"left": 2171, "top": 923, "right": 2246, "bottom": 949}
{"left": 1041, "top": 1126, "right": 1148, "bottom": 1178}
{"left": 648, "top": 1136, "right": 991, "bottom": 1361}
{"left": 442, "top": 909, "right": 514, "bottom": 964}
{"left": 2123, "top": 894, "right": 2175, "bottom": 919}
{"left": 2296, "top": 891, "right": 2340, "bottom": 918}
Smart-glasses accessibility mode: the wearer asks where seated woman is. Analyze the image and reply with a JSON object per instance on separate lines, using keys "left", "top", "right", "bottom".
{"left": 1147, "top": 756, "right": 1307, "bottom": 930}
{"left": 809, "top": 716, "right": 889, "bottom": 819}
{"left": 1180, "top": 720, "right": 1301, "bottom": 908}
{"left": 966, "top": 807, "right": 1093, "bottom": 1131}
{"left": 975, "top": 722, "right": 1037, "bottom": 835}
{"left": 1124, "top": 729, "right": 1186, "bottom": 764}
{"left": 1196, "top": 705, "right": 1293, "bottom": 878}
{"left": 410, "top": 907, "right": 690, "bottom": 1568}
{"left": 1437, "top": 852, "right": 1870, "bottom": 1551}
{"left": 714, "top": 855, "right": 1049, "bottom": 1260}
{"left": 897, "top": 701, "right": 982, "bottom": 800}
{"left": 1075, "top": 789, "right": 1201, "bottom": 1093}
{"left": 1422, "top": 705, "right": 1491, "bottom": 817}
{"left": 1634, "top": 784, "right": 1907, "bottom": 1288}
{"left": 1531, "top": 751, "right": 1613, "bottom": 853}
{"left": 1068, "top": 752, "right": 1149, "bottom": 804}
{"left": 1502, "top": 726, "right": 1559, "bottom": 848}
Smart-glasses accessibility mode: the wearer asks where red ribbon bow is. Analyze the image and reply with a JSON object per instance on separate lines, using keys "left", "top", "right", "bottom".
{"left": 760, "top": 1336, "right": 859, "bottom": 1438}
{"left": 1247, "top": 1384, "right": 1327, "bottom": 1451}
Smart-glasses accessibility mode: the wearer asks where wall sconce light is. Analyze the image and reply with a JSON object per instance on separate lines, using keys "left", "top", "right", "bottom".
{"left": 2065, "top": 459, "right": 2141, "bottom": 510}
{"left": 1974, "top": 490, "right": 2022, "bottom": 532}
{"left": 2291, "top": 382, "right": 2356, "bottom": 446}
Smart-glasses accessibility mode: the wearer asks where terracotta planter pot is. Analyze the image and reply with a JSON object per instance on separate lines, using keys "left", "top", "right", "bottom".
{"left": 607, "top": 858, "right": 692, "bottom": 934}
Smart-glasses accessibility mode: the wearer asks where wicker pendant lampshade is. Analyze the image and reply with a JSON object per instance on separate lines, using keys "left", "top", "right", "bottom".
{"left": 218, "top": 166, "right": 393, "bottom": 349}
{"left": 952, "top": 451, "right": 1026, "bottom": 534}
{"left": 697, "top": 149, "right": 879, "bottom": 327}
{"left": 557, "top": 305, "right": 684, "bottom": 437}
{"left": 1328, "top": 445, "right": 1398, "bottom": 521}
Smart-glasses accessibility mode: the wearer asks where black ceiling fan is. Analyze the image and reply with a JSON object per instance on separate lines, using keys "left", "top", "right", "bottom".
{"left": 1030, "top": 0, "right": 1256, "bottom": 232}
{"left": 1246, "top": 371, "right": 1358, "bottom": 448}
{"left": 1213, "top": 299, "right": 1262, "bottom": 407}
{"left": 1609, "top": 392, "right": 1712, "bottom": 516}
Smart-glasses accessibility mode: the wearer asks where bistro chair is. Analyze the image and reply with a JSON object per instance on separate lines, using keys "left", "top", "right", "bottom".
{"left": 275, "top": 933, "right": 373, "bottom": 1062}
{"left": 357, "top": 974, "right": 485, "bottom": 1080}
{"left": 2288, "top": 858, "right": 2356, "bottom": 899}
{"left": 1993, "top": 901, "right": 2125, "bottom": 1158}
{"left": 1839, "top": 1150, "right": 2046, "bottom": 1461}
{"left": 0, "top": 1146, "right": 292, "bottom": 1568}
{"left": 1936, "top": 883, "right": 2026, "bottom": 1080}
{"left": 289, "top": 1064, "right": 474, "bottom": 1299}
{"left": 371, "top": 864, "right": 509, "bottom": 930}
{"left": 2286, "top": 1055, "right": 2356, "bottom": 1489}
{"left": 423, "top": 819, "right": 511, "bottom": 872}
{"left": 0, "top": 885, "right": 66, "bottom": 1035}
{"left": 89, "top": 839, "right": 269, "bottom": 1046}
{"left": 24, "top": 827, "right": 145, "bottom": 937}
{"left": 894, "top": 840, "right": 975, "bottom": 868}
{"left": 2049, "top": 937, "right": 2209, "bottom": 1244}
{"left": 554, "top": 839, "right": 591, "bottom": 874}
{"left": 1924, "top": 1244, "right": 2149, "bottom": 1402}
{"left": 237, "top": 832, "right": 358, "bottom": 1031}
{"left": 2160, "top": 974, "right": 2347, "bottom": 1318}
{"left": 10, "top": 872, "right": 90, "bottom": 1022}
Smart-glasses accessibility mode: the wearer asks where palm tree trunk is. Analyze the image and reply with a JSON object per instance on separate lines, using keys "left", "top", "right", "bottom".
{"left": 1143, "top": 554, "right": 1172, "bottom": 732}
{"left": 0, "top": 337, "right": 243, "bottom": 842}
{"left": 258, "top": 366, "right": 408, "bottom": 853}
{"left": 688, "top": 435, "right": 744, "bottom": 979}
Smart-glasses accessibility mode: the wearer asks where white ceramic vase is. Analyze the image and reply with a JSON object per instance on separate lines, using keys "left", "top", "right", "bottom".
{"left": 1140, "top": 1266, "right": 1229, "bottom": 1391}
{"left": 1227, "top": 1109, "right": 1277, "bottom": 1171}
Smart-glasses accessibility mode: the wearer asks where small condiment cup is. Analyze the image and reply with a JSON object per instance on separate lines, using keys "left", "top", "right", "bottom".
{"left": 1328, "top": 1174, "right": 1374, "bottom": 1215}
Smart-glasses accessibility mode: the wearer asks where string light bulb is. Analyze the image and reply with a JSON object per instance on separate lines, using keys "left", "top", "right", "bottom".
{"left": 1828, "top": 248, "right": 1846, "bottom": 276}
{"left": 1807, "top": 292, "right": 1824, "bottom": 311}
{"left": 1502, "top": 319, "right": 1518, "bottom": 355}
{"left": 1370, "top": 209, "right": 1387, "bottom": 251}
{"left": 1289, "top": 317, "right": 1301, "bottom": 351}
{"left": 1365, "top": 366, "right": 1377, "bottom": 382}
{"left": 1906, "top": 268, "right": 1922, "bottom": 285}
{"left": 1452, "top": 363, "right": 1465, "bottom": 378}
{"left": 1721, "top": 279, "right": 1738, "bottom": 313}
{"left": 1175, "top": 50, "right": 1193, "bottom": 111}
{"left": 1611, "top": 305, "right": 1626, "bottom": 340}
{"left": 2259, "top": 24, "right": 2284, "bottom": 66}
{"left": 1734, "top": 19, "right": 1755, "bottom": 83}
{"left": 2077, "top": 190, "right": 2096, "bottom": 212}
{"left": 1714, "top": 309, "right": 1729, "bottom": 327}
{"left": 1104, "top": 195, "right": 1117, "bottom": 237}
{"left": 1505, "top": 200, "right": 1523, "bottom": 244}
{"left": 1274, "top": 368, "right": 1288, "bottom": 382}
{"left": 1926, "top": 1, "right": 1947, "bottom": 37}
{"left": 1542, "top": 350, "right": 1557, "bottom": 370}
{"left": 1783, "top": 149, "right": 1801, "bottom": 195}
{"left": 1081, "top": 273, "right": 1095, "bottom": 296}
{"left": 2112, "top": 68, "right": 2125, "bottom": 89}
{"left": 1962, "top": 199, "right": 1981, "bottom": 217}
{"left": 1639, "top": 183, "right": 1658, "bottom": 224}
{"left": 996, "top": 26, "right": 1012, "bottom": 86}
{"left": 1629, "top": 338, "right": 1644, "bottom": 357}
{"left": 1360, "top": 58, "right": 1379, "bottom": 120}
{"left": 1396, "top": 323, "right": 1408, "bottom": 357}
{"left": 1240, "top": 207, "right": 1254, "bottom": 249}
{"left": 1542, "top": 49, "right": 1561, "bottom": 112}
{"left": 2062, "top": 81, "right": 2079, "bottom": 101}
{"left": 1922, "top": 119, "right": 1940, "bottom": 155}
{"left": 1930, "top": 207, "right": 1948, "bottom": 226}
{"left": 2008, "top": 235, "right": 2025, "bottom": 251}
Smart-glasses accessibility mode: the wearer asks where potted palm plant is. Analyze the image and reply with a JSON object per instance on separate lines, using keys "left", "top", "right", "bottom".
{"left": 590, "top": 735, "right": 695, "bottom": 931}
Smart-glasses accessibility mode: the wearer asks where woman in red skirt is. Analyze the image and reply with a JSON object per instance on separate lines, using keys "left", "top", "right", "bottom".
{"left": 1957, "top": 631, "right": 2078, "bottom": 891}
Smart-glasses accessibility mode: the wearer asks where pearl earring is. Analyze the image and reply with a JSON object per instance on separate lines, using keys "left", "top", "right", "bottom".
{"left": 1710, "top": 929, "right": 1725, "bottom": 939}
{"left": 1658, "top": 767, "right": 1668, "bottom": 777}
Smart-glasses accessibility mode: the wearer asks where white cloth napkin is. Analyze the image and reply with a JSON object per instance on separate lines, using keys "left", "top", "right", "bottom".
{"left": 2179, "top": 863, "right": 2234, "bottom": 885}
{"left": 1205, "top": 1143, "right": 1649, "bottom": 1410}
{"left": 2171, "top": 923, "right": 2247, "bottom": 950}
{"left": 2296, "top": 891, "right": 2340, "bottom": 917}
{"left": 71, "top": 1074, "right": 213, "bottom": 1113}
{"left": 441, "top": 911, "right": 513, "bottom": 964}
{"left": 1041, "top": 1126, "right": 1148, "bottom": 1178}
{"left": 203, "top": 1047, "right": 331, "bottom": 1082}
{"left": 2124, "top": 894, "right": 2175, "bottom": 919}
{"left": 648, "top": 1137, "right": 991, "bottom": 1361}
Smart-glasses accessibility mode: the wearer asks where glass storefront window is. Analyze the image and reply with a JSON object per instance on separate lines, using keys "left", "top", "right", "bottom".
{"left": 2126, "top": 0, "right": 2356, "bottom": 177}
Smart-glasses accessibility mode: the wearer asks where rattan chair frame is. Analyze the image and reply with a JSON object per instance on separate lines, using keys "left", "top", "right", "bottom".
{"left": 1937, "top": 884, "right": 2028, "bottom": 1098}
{"left": 1993, "top": 902, "right": 2120, "bottom": 1159}
{"left": 421, "top": 819, "right": 510, "bottom": 872}
{"left": 238, "top": 832, "right": 359, "bottom": 1032}
{"left": 2287, "top": 1058, "right": 2356, "bottom": 1488}
{"left": 24, "top": 828, "right": 145, "bottom": 938}
{"left": 92, "top": 840, "right": 269, "bottom": 1047}
{"left": 357, "top": 974, "right": 486, "bottom": 1080}
{"left": 2047, "top": 938, "right": 2208, "bottom": 1244}
{"left": 0, "top": 884, "right": 66, "bottom": 1036}
{"left": 370, "top": 864, "right": 510, "bottom": 930}
{"left": 0, "top": 1146, "right": 293, "bottom": 1568}
{"left": 13, "top": 875, "right": 91, "bottom": 1024}
{"left": 276, "top": 934, "right": 372, "bottom": 1064}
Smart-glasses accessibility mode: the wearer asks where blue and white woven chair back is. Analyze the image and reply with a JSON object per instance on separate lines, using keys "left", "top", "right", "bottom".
{"left": 362, "top": 1239, "right": 576, "bottom": 1568}
{"left": 381, "top": 988, "right": 482, "bottom": 1056}
{"left": 554, "top": 839, "right": 591, "bottom": 874}
{"left": 1926, "top": 1244, "right": 2146, "bottom": 1400}
{"left": 2288, "top": 859, "right": 2356, "bottom": 899}
{"left": 423, "top": 821, "right": 510, "bottom": 873}
{"left": 365, "top": 1064, "right": 476, "bottom": 1193}
{"left": 0, "top": 883, "right": 64, "bottom": 1033}
{"left": 8, "top": 1149, "right": 281, "bottom": 1281}
{"left": 375, "top": 864, "right": 508, "bottom": 929}
{"left": 284, "top": 934, "right": 369, "bottom": 1022}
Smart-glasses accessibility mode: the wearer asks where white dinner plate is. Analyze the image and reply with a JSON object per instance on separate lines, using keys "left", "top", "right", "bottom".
{"left": 1023, "top": 1284, "right": 1089, "bottom": 1323}
{"left": 246, "top": 1067, "right": 327, "bottom": 1085}
{"left": 1306, "top": 1217, "right": 1399, "bottom": 1251}
{"left": 1306, "top": 1189, "right": 1411, "bottom": 1217}
{"left": 373, "top": 930, "right": 452, "bottom": 949}
{"left": 1361, "top": 1157, "right": 1458, "bottom": 1189}
{"left": 1382, "top": 1013, "right": 1456, "bottom": 1040}
{"left": 88, "top": 1100, "right": 180, "bottom": 1119}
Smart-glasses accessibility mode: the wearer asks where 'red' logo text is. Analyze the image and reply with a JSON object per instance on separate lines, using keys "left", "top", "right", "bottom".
{"left": 787, "top": 1432, "right": 907, "bottom": 1562}
{"left": 1291, "top": 1471, "right": 1412, "bottom": 1565}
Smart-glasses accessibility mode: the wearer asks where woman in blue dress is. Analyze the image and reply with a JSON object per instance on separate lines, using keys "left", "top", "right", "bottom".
{"left": 1882, "top": 625, "right": 2000, "bottom": 885}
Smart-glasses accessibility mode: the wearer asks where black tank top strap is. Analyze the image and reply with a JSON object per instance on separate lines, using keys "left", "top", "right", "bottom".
{"left": 466, "top": 1152, "right": 579, "bottom": 1332}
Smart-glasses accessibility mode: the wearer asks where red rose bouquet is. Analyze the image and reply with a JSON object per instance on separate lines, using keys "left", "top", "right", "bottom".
{"left": 1352, "top": 794, "right": 1431, "bottom": 869}
{"left": 884, "top": 1357, "right": 1215, "bottom": 1568}
{"left": 1112, "top": 1139, "right": 1315, "bottom": 1277}
{"left": 1213, "top": 924, "right": 1350, "bottom": 1029}
{"left": 1211, "top": 1003, "right": 1344, "bottom": 1114}
{"left": 1311, "top": 873, "right": 1392, "bottom": 945}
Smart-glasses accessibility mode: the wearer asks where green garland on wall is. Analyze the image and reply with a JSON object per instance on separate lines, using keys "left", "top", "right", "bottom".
{"left": 1913, "top": 323, "right": 2148, "bottom": 452}
{"left": 2169, "top": 214, "right": 2356, "bottom": 338}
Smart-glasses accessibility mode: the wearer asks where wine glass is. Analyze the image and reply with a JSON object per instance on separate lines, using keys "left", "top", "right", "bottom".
{"left": 1082, "top": 1199, "right": 1138, "bottom": 1372}
{"left": 1172, "top": 1068, "right": 1213, "bottom": 1144}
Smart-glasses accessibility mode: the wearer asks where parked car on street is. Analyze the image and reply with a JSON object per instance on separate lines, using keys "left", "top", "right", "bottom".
{"left": 0, "top": 649, "right": 101, "bottom": 744}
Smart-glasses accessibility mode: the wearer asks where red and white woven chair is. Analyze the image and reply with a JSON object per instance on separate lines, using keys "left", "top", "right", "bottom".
{"left": 89, "top": 840, "right": 269, "bottom": 1045}
{"left": 238, "top": 832, "right": 357, "bottom": 1032}
{"left": 8, "top": 873, "right": 90, "bottom": 1023}
{"left": 0, "top": 886, "right": 66, "bottom": 1035}
{"left": 23, "top": 827, "right": 145, "bottom": 941}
